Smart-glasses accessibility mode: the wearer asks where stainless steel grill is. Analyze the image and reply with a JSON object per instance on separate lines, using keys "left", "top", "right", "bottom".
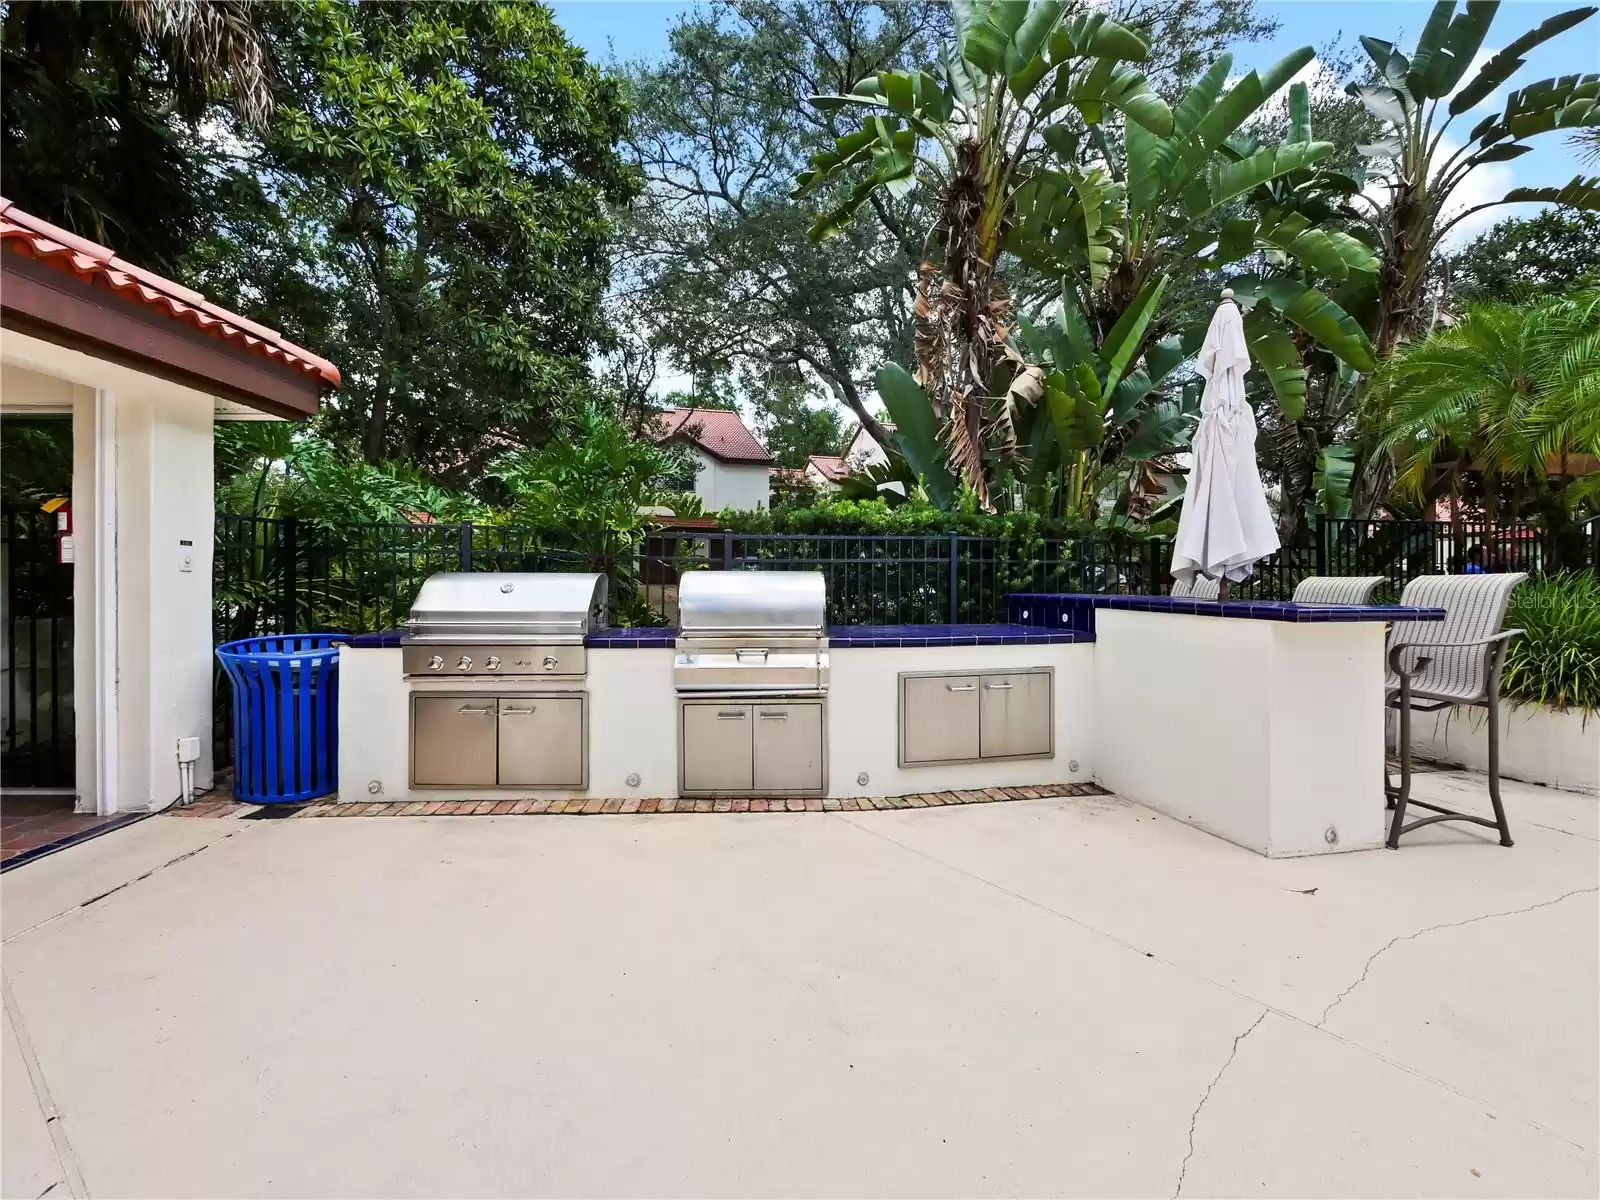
{"left": 673, "top": 571, "right": 828, "bottom": 695}
{"left": 675, "top": 571, "right": 828, "bottom": 798}
{"left": 403, "top": 572, "right": 605, "bottom": 791}
{"left": 401, "top": 572, "right": 606, "bottom": 678}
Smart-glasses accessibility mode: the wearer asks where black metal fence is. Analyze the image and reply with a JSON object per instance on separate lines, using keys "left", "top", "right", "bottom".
{"left": 214, "top": 513, "right": 1597, "bottom": 639}
{"left": 2, "top": 508, "right": 74, "bottom": 789}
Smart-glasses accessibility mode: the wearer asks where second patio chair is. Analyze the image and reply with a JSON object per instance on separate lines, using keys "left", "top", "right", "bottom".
{"left": 1386, "top": 572, "right": 1527, "bottom": 849}
{"left": 1292, "top": 575, "right": 1386, "bottom": 605}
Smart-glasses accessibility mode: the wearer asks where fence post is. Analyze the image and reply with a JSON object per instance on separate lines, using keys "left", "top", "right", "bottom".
{"left": 1314, "top": 515, "right": 1326, "bottom": 577}
{"left": 720, "top": 531, "right": 733, "bottom": 569}
{"left": 280, "top": 515, "right": 298, "bottom": 633}
{"left": 948, "top": 532, "right": 960, "bottom": 623}
{"left": 458, "top": 520, "right": 473, "bottom": 572}
{"left": 1147, "top": 537, "right": 1162, "bottom": 595}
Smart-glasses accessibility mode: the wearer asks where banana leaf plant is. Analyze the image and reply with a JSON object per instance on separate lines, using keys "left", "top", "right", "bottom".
{"left": 1027, "top": 70, "right": 1381, "bottom": 426}
{"left": 793, "top": 0, "right": 1173, "bottom": 508}
{"left": 1344, "top": 0, "right": 1600, "bottom": 357}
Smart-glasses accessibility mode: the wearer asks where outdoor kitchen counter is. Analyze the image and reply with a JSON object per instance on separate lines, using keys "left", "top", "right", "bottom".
{"left": 1008, "top": 593, "right": 1446, "bottom": 858}
{"left": 347, "top": 624, "right": 1090, "bottom": 648}
{"left": 337, "top": 625, "right": 1094, "bottom": 806}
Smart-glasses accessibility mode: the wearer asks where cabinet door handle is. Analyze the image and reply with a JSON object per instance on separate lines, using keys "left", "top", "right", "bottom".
{"left": 984, "top": 682, "right": 1014, "bottom": 691}
{"left": 735, "top": 648, "right": 769, "bottom": 661}
{"left": 501, "top": 705, "right": 537, "bottom": 715}
{"left": 945, "top": 683, "right": 976, "bottom": 692}
{"left": 457, "top": 704, "right": 495, "bottom": 715}
{"left": 758, "top": 710, "right": 787, "bottom": 720}
{"left": 717, "top": 711, "right": 747, "bottom": 720}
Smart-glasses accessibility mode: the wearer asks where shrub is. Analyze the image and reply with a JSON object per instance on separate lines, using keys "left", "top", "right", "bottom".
{"left": 1500, "top": 573, "right": 1600, "bottom": 713}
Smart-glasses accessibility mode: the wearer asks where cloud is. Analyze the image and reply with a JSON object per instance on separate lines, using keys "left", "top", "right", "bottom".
{"left": 1359, "top": 132, "right": 1520, "bottom": 250}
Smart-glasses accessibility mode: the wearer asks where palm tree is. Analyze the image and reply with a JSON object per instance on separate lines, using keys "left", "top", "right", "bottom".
{"left": 1367, "top": 290, "right": 1600, "bottom": 563}
{"left": 121, "top": 0, "right": 275, "bottom": 130}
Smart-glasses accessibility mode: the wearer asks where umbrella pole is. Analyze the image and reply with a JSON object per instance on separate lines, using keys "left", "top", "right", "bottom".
{"left": 1218, "top": 577, "right": 1230, "bottom": 602}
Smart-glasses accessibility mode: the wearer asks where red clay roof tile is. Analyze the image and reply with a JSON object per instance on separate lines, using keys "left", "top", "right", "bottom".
{"left": 647, "top": 407, "right": 773, "bottom": 464}
{"left": 0, "top": 198, "right": 340, "bottom": 388}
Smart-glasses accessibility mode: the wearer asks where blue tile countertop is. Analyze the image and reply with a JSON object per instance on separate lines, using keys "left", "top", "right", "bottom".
{"left": 345, "top": 624, "right": 1088, "bottom": 649}
{"left": 1006, "top": 593, "right": 1445, "bottom": 633}
{"left": 345, "top": 630, "right": 404, "bottom": 647}
{"left": 584, "top": 627, "right": 677, "bottom": 648}
{"left": 828, "top": 623, "right": 1088, "bottom": 647}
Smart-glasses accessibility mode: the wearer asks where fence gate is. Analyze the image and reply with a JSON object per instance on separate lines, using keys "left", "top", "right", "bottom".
{"left": 2, "top": 507, "right": 75, "bottom": 790}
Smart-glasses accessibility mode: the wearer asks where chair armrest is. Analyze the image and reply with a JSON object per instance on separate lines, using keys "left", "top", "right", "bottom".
{"left": 1388, "top": 629, "right": 1524, "bottom": 675}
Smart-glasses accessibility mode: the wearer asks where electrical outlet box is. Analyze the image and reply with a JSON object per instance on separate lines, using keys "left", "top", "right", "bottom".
{"left": 176, "top": 737, "right": 201, "bottom": 763}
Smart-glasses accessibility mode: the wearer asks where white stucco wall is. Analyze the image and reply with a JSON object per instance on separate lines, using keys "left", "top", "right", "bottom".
{"left": 339, "top": 641, "right": 1090, "bottom": 803}
{"left": 1092, "top": 610, "right": 1389, "bottom": 857}
{"left": 2, "top": 336, "right": 216, "bottom": 812}
{"left": 690, "top": 448, "right": 769, "bottom": 511}
{"left": 1404, "top": 702, "right": 1598, "bottom": 794}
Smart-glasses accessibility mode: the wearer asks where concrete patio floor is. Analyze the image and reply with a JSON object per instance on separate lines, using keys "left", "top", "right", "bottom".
{"left": 3, "top": 770, "right": 1595, "bottom": 1198}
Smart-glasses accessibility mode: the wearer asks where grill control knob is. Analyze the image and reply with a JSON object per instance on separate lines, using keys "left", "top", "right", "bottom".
{"left": 427, "top": 655, "right": 444, "bottom": 671}
{"left": 485, "top": 655, "right": 501, "bottom": 671}
{"left": 542, "top": 655, "right": 559, "bottom": 672}
{"left": 457, "top": 655, "right": 473, "bottom": 671}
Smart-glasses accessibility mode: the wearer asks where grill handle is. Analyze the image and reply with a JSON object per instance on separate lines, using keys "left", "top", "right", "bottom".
{"left": 734, "top": 648, "right": 770, "bottom": 662}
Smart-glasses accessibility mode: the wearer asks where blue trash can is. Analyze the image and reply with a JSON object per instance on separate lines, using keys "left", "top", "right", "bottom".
{"left": 216, "top": 634, "right": 348, "bottom": 803}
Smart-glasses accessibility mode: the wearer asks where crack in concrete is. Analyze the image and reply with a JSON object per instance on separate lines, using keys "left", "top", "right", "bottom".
{"left": 1174, "top": 1010, "right": 1267, "bottom": 1199}
{"left": 1317, "top": 887, "right": 1598, "bottom": 1027}
{"left": 4, "top": 830, "right": 247, "bottom": 946}
{"left": 4, "top": 976, "right": 89, "bottom": 1199}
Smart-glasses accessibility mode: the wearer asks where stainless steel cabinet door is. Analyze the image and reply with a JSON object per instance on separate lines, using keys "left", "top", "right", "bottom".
{"left": 498, "top": 696, "right": 585, "bottom": 788}
{"left": 412, "top": 696, "right": 499, "bottom": 787}
{"left": 900, "top": 674, "right": 981, "bottom": 764}
{"left": 681, "top": 702, "right": 754, "bottom": 793}
{"left": 978, "top": 671, "right": 1052, "bottom": 759}
{"left": 752, "top": 702, "right": 824, "bottom": 793}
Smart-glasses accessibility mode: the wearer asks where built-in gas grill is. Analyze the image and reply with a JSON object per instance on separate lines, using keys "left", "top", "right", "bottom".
{"left": 402, "top": 572, "right": 606, "bottom": 680}
{"left": 674, "top": 571, "right": 828, "bottom": 797}
{"left": 403, "top": 572, "right": 606, "bottom": 790}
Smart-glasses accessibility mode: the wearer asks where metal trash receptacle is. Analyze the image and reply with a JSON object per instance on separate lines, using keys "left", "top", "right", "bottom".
{"left": 216, "top": 634, "right": 347, "bottom": 803}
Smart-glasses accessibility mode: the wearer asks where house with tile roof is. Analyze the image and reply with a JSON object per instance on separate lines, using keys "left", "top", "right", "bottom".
{"left": 844, "top": 421, "right": 894, "bottom": 471}
{"left": 1, "top": 199, "right": 338, "bottom": 820}
{"left": 648, "top": 406, "right": 773, "bottom": 511}
{"left": 804, "top": 454, "right": 851, "bottom": 492}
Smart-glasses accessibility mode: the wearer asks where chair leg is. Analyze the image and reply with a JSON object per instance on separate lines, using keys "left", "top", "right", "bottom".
{"left": 1485, "top": 696, "right": 1514, "bottom": 847}
{"left": 1386, "top": 679, "right": 1413, "bottom": 849}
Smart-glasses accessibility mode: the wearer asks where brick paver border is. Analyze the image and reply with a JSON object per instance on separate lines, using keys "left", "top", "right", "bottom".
{"left": 173, "top": 782, "right": 1109, "bottom": 819}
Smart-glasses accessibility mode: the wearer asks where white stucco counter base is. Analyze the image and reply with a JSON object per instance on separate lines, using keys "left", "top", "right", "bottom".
{"left": 1091, "top": 610, "right": 1389, "bottom": 857}
{"left": 338, "top": 639, "right": 1093, "bottom": 807}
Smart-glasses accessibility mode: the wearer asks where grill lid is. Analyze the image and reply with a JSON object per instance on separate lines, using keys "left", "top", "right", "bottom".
{"left": 404, "top": 572, "right": 607, "bottom": 642}
{"left": 677, "top": 570, "right": 826, "bottom": 638}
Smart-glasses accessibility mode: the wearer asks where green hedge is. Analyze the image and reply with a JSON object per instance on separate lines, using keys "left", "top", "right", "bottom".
{"left": 716, "top": 498, "right": 1163, "bottom": 541}
{"left": 1501, "top": 573, "right": 1600, "bottom": 714}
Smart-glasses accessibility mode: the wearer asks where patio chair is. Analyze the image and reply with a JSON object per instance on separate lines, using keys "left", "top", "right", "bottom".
{"left": 1292, "top": 576, "right": 1386, "bottom": 604}
{"left": 1189, "top": 576, "right": 1221, "bottom": 601}
{"left": 1169, "top": 578, "right": 1194, "bottom": 596}
{"left": 1386, "top": 573, "right": 1527, "bottom": 849}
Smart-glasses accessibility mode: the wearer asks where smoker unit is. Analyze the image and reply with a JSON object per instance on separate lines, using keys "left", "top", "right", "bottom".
{"left": 674, "top": 571, "right": 828, "bottom": 797}
{"left": 402, "top": 572, "right": 606, "bottom": 790}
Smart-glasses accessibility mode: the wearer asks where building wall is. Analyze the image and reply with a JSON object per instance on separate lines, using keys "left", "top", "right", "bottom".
{"left": 692, "top": 449, "right": 769, "bottom": 511}
{"left": 846, "top": 427, "right": 890, "bottom": 470}
{"left": 3, "top": 336, "right": 216, "bottom": 812}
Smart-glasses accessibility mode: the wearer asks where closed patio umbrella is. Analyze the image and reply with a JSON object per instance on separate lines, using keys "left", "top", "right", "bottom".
{"left": 1170, "top": 289, "right": 1280, "bottom": 595}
